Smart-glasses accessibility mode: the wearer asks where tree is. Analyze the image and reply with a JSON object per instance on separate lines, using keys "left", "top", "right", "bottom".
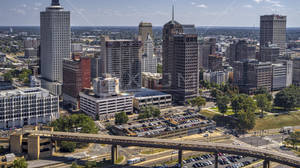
{"left": 190, "top": 97, "right": 206, "bottom": 111}
{"left": 216, "top": 96, "right": 230, "bottom": 115}
{"left": 3, "top": 72, "right": 13, "bottom": 82}
{"left": 60, "top": 141, "right": 76, "bottom": 153}
{"left": 115, "top": 112, "right": 129, "bottom": 125}
{"left": 138, "top": 106, "right": 161, "bottom": 119}
{"left": 231, "top": 94, "right": 248, "bottom": 116}
{"left": 274, "top": 90, "right": 297, "bottom": 110}
{"left": 211, "top": 88, "right": 223, "bottom": 99}
{"left": 50, "top": 114, "right": 98, "bottom": 152}
{"left": 237, "top": 110, "right": 256, "bottom": 132}
{"left": 255, "top": 87, "right": 273, "bottom": 101}
{"left": 71, "top": 163, "right": 81, "bottom": 168}
{"left": 13, "top": 158, "right": 28, "bottom": 168}
{"left": 255, "top": 94, "right": 272, "bottom": 118}
{"left": 85, "top": 161, "right": 97, "bottom": 168}
{"left": 157, "top": 64, "right": 162, "bottom": 73}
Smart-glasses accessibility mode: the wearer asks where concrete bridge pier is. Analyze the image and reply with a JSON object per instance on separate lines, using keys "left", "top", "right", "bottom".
{"left": 111, "top": 144, "right": 118, "bottom": 164}
{"left": 263, "top": 159, "right": 270, "bottom": 168}
{"left": 214, "top": 152, "right": 219, "bottom": 168}
{"left": 178, "top": 149, "right": 183, "bottom": 168}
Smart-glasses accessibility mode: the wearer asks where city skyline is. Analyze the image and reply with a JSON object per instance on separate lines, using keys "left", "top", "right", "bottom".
{"left": 1, "top": 0, "right": 300, "bottom": 27}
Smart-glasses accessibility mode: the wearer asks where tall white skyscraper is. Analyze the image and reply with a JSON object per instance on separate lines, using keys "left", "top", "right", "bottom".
{"left": 142, "top": 35, "right": 157, "bottom": 73}
{"left": 40, "top": 0, "right": 71, "bottom": 95}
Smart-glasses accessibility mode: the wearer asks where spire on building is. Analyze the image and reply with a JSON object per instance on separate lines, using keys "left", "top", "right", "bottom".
{"left": 172, "top": 4, "right": 175, "bottom": 23}
{"left": 52, "top": 0, "right": 60, "bottom": 6}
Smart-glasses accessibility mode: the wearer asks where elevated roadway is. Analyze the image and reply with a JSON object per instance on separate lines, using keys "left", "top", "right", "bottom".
{"left": 24, "top": 130, "right": 300, "bottom": 168}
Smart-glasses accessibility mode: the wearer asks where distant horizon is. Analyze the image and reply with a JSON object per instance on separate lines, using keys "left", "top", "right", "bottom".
{"left": 1, "top": 0, "right": 300, "bottom": 27}
{"left": 1, "top": 26, "right": 300, "bottom": 29}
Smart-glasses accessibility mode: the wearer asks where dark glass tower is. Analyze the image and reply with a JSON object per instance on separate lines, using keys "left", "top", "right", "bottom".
{"left": 162, "top": 6, "right": 199, "bottom": 104}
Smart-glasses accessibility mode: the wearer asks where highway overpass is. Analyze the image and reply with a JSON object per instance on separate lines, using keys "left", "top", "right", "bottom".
{"left": 21, "top": 130, "right": 300, "bottom": 168}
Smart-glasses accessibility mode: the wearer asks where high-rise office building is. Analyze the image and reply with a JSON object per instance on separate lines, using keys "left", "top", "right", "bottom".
{"left": 40, "top": 0, "right": 71, "bottom": 96}
{"left": 260, "top": 15, "right": 287, "bottom": 52}
{"left": 62, "top": 56, "right": 91, "bottom": 110}
{"left": 138, "top": 22, "right": 153, "bottom": 45}
{"left": 101, "top": 36, "right": 142, "bottom": 90}
{"left": 233, "top": 59, "right": 272, "bottom": 94}
{"left": 259, "top": 43, "right": 280, "bottom": 62}
{"left": 162, "top": 7, "right": 199, "bottom": 104}
{"left": 229, "top": 40, "right": 256, "bottom": 65}
{"left": 208, "top": 55, "right": 223, "bottom": 71}
{"left": 142, "top": 35, "right": 157, "bottom": 73}
{"left": 198, "top": 38, "right": 217, "bottom": 70}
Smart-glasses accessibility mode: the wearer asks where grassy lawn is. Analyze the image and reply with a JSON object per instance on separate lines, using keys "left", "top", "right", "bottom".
{"left": 200, "top": 110, "right": 221, "bottom": 119}
{"left": 254, "top": 111, "right": 300, "bottom": 130}
{"left": 208, "top": 107, "right": 235, "bottom": 116}
{"left": 116, "top": 156, "right": 125, "bottom": 164}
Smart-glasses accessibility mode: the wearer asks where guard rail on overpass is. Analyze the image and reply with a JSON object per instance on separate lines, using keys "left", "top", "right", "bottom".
{"left": 23, "top": 130, "right": 300, "bottom": 168}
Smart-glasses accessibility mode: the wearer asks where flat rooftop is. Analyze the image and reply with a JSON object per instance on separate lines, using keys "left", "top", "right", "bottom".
{"left": 130, "top": 88, "right": 170, "bottom": 98}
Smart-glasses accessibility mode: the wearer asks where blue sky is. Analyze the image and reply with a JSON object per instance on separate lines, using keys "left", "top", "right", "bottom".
{"left": 1, "top": 0, "right": 300, "bottom": 27}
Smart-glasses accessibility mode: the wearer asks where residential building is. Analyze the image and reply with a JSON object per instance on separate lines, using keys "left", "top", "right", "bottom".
{"left": 272, "top": 61, "right": 293, "bottom": 90}
{"left": 260, "top": 15, "right": 287, "bottom": 52}
{"left": 101, "top": 36, "right": 142, "bottom": 90}
{"left": 62, "top": 56, "right": 91, "bottom": 110}
{"left": 0, "top": 87, "right": 59, "bottom": 129}
{"left": 40, "top": 0, "right": 71, "bottom": 96}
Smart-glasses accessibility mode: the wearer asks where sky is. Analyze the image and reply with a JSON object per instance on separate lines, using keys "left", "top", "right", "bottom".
{"left": 0, "top": 0, "right": 300, "bottom": 27}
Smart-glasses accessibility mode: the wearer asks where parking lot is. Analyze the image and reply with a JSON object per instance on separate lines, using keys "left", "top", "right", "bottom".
{"left": 111, "top": 112, "right": 216, "bottom": 137}
{"left": 178, "top": 153, "right": 258, "bottom": 168}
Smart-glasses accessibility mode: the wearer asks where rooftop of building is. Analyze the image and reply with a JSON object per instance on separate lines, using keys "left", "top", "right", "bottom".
{"left": 142, "top": 72, "right": 162, "bottom": 79}
{"left": 80, "top": 89, "right": 132, "bottom": 100}
{"left": 0, "top": 87, "right": 54, "bottom": 98}
{"left": 129, "top": 88, "right": 171, "bottom": 98}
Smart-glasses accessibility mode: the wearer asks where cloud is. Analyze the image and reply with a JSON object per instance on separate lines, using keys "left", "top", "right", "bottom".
{"left": 253, "top": 0, "right": 283, "bottom": 7}
{"left": 243, "top": 4, "right": 253, "bottom": 8}
{"left": 196, "top": 4, "right": 208, "bottom": 8}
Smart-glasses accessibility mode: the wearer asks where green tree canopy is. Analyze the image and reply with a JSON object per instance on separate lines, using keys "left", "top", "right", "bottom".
{"left": 255, "top": 94, "right": 272, "bottom": 118}
{"left": 274, "top": 86, "right": 300, "bottom": 110}
{"left": 237, "top": 109, "right": 256, "bottom": 131}
{"left": 189, "top": 97, "right": 206, "bottom": 111}
{"left": 115, "top": 112, "right": 129, "bottom": 125}
{"left": 13, "top": 158, "right": 28, "bottom": 168}
{"left": 216, "top": 95, "right": 230, "bottom": 115}
{"left": 231, "top": 94, "right": 248, "bottom": 116}
{"left": 138, "top": 106, "right": 161, "bottom": 119}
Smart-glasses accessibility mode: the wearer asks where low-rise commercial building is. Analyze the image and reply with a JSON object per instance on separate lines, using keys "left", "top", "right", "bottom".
{"left": 79, "top": 91, "right": 133, "bottom": 120}
{"left": 0, "top": 88, "right": 59, "bottom": 129}
{"left": 131, "top": 88, "right": 172, "bottom": 111}
{"left": 80, "top": 76, "right": 133, "bottom": 120}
